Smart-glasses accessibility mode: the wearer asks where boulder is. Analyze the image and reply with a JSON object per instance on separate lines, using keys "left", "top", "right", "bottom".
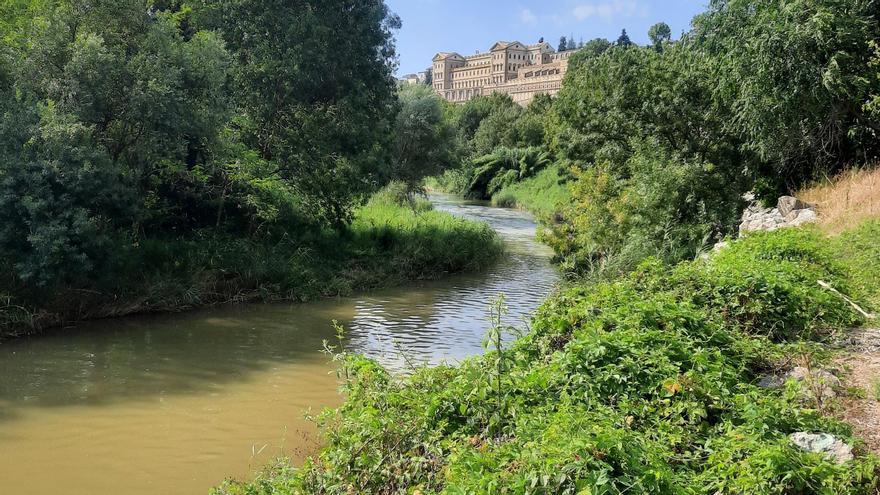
{"left": 789, "top": 432, "right": 854, "bottom": 464}
{"left": 788, "top": 209, "right": 818, "bottom": 227}
{"left": 777, "top": 196, "right": 811, "bottom": 217}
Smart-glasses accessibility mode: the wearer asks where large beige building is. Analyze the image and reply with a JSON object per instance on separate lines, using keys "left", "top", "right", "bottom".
{"left": 432, "top": 40, "right": 575, "bottom": 105}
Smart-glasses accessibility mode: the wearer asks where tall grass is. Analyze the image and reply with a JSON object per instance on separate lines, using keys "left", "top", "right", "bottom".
{"left": 799, "top": 166, "right": 880, "bottom": 235}
{"left": 832, "top": 220, "right": 880, "bottom": 310}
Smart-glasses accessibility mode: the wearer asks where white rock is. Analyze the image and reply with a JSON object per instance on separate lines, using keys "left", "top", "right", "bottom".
{"left": 790, "top": 432, "right": 854, "bottom": 464}
{"left": 789, "top": 209, "right": 818, "bottom": 226}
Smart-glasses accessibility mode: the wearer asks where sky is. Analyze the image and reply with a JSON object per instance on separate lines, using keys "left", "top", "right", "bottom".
{"left": 385, "top": 0, "right": 710, "bottom": 76}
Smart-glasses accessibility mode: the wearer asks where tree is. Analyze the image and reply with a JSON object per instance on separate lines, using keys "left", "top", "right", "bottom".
{"left": 423, "top": 67, "right": 433, "bottom": 85}
{"left": 616, "top": 29, "right": 633, "bottom": 47}
{"left": 694, "top": 0, "right": 880, "bottom": 188}
{"left": 552, "top": 37, "right": 749, "bottom": 274}
{"left": 567, "top": 35, "right": 577, "bottom": 51}
{"left": 0, "top": 101, "right": 135, "bottom": 289}
{"left": 202, "top": 0, "right": 401, "bottom": 227}
{"left": 648, "top": 22, "right": 672, "bottom": 51}
{"left": 868, "top": 41, "right": 880, "bottom": 119}
{"left": 558, "top": 36, "right": 567, "bottom": 52}
{"left": 391, "top": 84, "right": 458, "bottom": 195}
{"left": 568, "top": 38, "right": 611, "bottom": 71}
{"left": 19, "top": 1, "right": 234, "bottom": 232}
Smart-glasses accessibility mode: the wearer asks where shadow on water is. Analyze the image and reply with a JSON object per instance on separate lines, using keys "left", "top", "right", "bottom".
{"left": 0, "top": 303, "right": 345, "bottom": 413}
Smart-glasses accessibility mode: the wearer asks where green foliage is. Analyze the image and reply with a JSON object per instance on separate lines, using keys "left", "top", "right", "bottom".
{"left": 215, "top": 227, "right": 877, "bottom": 494}
{"left": 194, "top": 0, "right": 400, "bottom": 226}
{"left": 566, "top": 38, "right": 611, "bottom": 71}
{"left": 550, "top": 23, "right": 753, "bottom": 277}
{"left": 468, "top": 147, "right": 552, "bottom": 199}
{"left": 694, "top": 0, "right": 880, "bottom": 186}
{"left": 0, "top": 102, "right": 133, "bottom": 289}
{"left": 549, "top": 138, "right": 747, "bottom": 277}
{"left": 831, "top": 219, "right": 880, "bottom": 309}
{"left": 491, "top": 164, "right": 571, "bottom": 221}
{"left": 0, "top": 185, "right": 503, "bottom": 338}
{"left": 0, "top": 1, "right": 506, "bottom": 336}
{"left": 648, "top": 22, "right": 672, "bottom": 50}
{"left": 615, "top": 29, "right": 633, "bottom": 47}
{"left": 867, "top": 40, "right": 880, "bottom": 121}
{"left": 431, "top": 93, "right": 563, "bottom": 204}
{"left": 391, "top": 84, "right": 460, "bottom": 195}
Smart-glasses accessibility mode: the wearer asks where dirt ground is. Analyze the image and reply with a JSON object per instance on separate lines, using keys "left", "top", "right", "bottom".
{"left": 836, "top": 327, "right": 880, "bottom": 454}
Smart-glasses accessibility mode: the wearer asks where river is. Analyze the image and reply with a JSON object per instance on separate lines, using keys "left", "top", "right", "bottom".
{"left": 0, "top": 195, "right": 558, "bottom": 495}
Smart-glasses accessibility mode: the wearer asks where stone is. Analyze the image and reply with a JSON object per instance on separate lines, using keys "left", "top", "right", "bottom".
{"left": 758, "top": 374, "right": 785, "bottom": 388}
{"left": 789, "top": 209, "right": 818, "bottom": 227}
{"left": 789, "top": 432, "right": 854, "bottom": 464}
{"left": 758, "top": 367, "right": 840, "bottom": 398}
{"left": 786, "top": 366, "right": 840, "bottom": 398}
{"left": 778, "top": 196, "right": 810, "bottom": 217}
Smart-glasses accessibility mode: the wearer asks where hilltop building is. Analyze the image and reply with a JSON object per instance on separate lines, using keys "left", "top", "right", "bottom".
{"left": 399, "top": 71, "right": 428, "bottom": 85}
{"left": 432, "top": 40, "right": 576, "bottom": 105}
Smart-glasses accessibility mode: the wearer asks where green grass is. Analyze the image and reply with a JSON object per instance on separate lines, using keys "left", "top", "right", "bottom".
{"left": 831, "top": 219, "right": 880, "bottom": 311}
{"left": 0, "top": 188, "right": 503, "bottom": 339}
{"left": 214, "top": 224, "right": 880, "bottom": 495}
{"left": 490, "top": 164, "right": 570, "bottom": 221}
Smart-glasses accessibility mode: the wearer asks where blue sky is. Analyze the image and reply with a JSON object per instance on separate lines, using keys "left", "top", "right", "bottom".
{"left": 385, "top": 0, "right": 710, "bottom": 75}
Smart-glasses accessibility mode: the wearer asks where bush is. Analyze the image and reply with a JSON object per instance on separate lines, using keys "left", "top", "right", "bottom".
{"left": 0, "top": 188, "right": 503, "bottom": 338}
{"left": 651, "top": 228, "right": 862, "bottom": 341}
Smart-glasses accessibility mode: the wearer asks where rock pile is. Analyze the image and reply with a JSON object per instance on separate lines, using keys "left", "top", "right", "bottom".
{"left": 739, "top": 195, "right": 818, "bottom": 235}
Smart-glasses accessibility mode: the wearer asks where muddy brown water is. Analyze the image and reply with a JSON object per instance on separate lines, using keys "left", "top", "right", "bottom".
{"left": 0, "top": 195, "right": 558, "bottom": 495}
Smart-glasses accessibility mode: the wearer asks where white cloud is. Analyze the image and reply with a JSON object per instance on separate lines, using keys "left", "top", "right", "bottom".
{"left": 520, "top": 8, "right": 538, "bottom": 24}
{"left": 572, "top": 0, "right": 645, "bottom": 21}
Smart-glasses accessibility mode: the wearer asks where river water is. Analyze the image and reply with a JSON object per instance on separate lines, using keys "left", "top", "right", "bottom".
{"left": 0, "top": 195, "right": 558, "bottom": 495}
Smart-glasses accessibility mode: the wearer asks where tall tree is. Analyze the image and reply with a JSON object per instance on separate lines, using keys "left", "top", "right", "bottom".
{"left": 694, "top": 0, "right": 880, "bottom": 187}
{"left": 201, "top": 0, "right": 401, "bottom": 227}
{"left": 616, "top": 29, "right": 633, "bottom": 47}
{"left": 391, "top": 84, "right": 457, "bottom": 195}
{"left": 648, "top": 22, "right": 672, "bottom": 51}
{"left": 558, "top": 36, "right": 567, "bottom": 52}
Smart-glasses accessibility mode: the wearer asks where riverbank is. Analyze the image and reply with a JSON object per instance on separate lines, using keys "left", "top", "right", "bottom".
{"left": 215, "top": 220, "right": 880, "bottom": 493}
{"left": 0, "top": 190, "right": 503, "bottom": 340}
{"left": 490, "top": 164, "right": 570, "bottom": 222}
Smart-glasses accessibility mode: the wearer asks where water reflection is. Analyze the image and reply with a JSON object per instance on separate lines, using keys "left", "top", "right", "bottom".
{"left": 0, "top": 195, "right": 558, "bottom": 495}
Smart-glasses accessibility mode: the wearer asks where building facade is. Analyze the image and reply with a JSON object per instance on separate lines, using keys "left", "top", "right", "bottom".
{"left": 399, "top": 71, "right": 429, "bottom": 85}
{"left": 432, "top": 41, "right": 575, "bottom": 105}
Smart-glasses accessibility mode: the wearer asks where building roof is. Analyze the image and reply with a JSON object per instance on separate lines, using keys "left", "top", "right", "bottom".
{"left": 433, "top": 52, "right": 464, "bottom": 61}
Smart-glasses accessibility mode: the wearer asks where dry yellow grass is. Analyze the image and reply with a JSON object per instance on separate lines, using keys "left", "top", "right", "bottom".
{"left": 798, "top": 166, "right": 880, "bottom": 235}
